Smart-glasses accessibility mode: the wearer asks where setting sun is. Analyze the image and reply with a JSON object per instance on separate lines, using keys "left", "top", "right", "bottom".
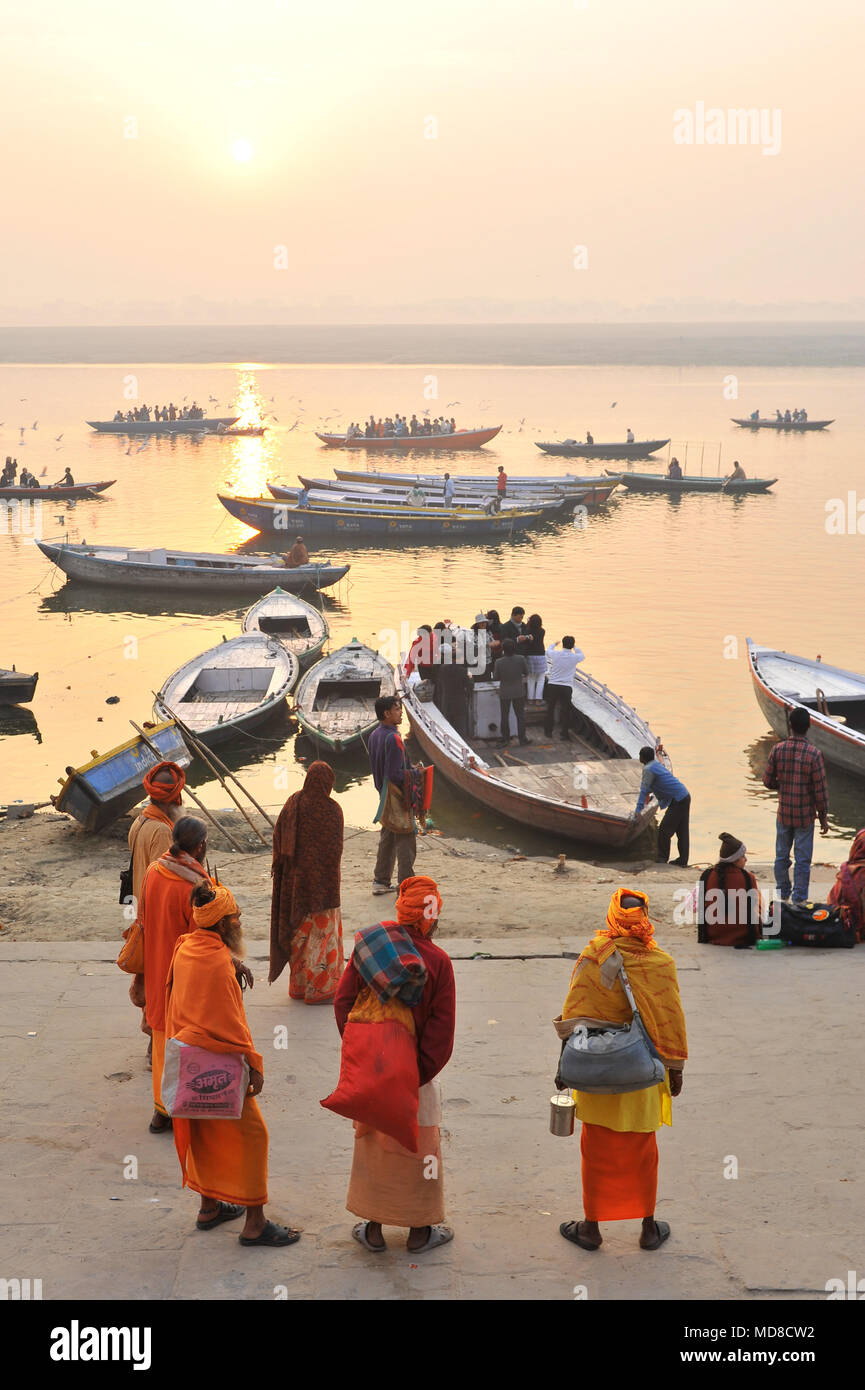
{"left": 231, "top": 138, "right": 253, "bottom": 163}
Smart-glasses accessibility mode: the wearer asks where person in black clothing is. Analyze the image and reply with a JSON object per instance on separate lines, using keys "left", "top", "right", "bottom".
{"left": 433, "top": 631, "right": 472, "bottom": 738}
{"left": 500, "top": 607, "right": 531, "bottom": 659}
{"left": 524, "top": 613, "right": 546, "bottom": 699}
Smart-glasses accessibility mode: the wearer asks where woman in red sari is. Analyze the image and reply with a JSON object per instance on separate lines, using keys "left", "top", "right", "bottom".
{"left": 269, "top": 761, "right": 344, "bottom": 1004}
{"left": 828, "top": 828, "right": 865, "bottom": 941}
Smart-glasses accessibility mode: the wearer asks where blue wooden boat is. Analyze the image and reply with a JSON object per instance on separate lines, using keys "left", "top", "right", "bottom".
{"left": 53, "top": 719, "right": 191, "bottom": 832}
{"left": 217, "top": 493, "right": 544, "bottom": 540}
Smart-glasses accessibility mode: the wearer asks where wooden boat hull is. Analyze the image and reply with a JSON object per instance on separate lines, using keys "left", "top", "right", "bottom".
{"left": 36, "top": 541, "right": 349, "bottom": 593}
{"left": 402, "top": 668, "right": 662, "bottom": 848}
{"left": 87, "top": 417, "right": 239, "bottom": 434}
{"left": 333, "top": 467, "right": 609, "bottom": 490}
{"left": 0, "top": 669, "right": 38, "bottom": 705}
{"left": 747, "top": 640, "right": 865, "bottom": 780}
{"left": 271, "top": 480, "right": 565, "bottom": 514}
{"left": 53, "top": 720, "right": 190, "bottom": 832}
{"left": 218, "top": 494, "right": 543, "bottom": 539}
{"left": 154, "top": 635, "right": 299, "bottom": 747}
{"left": 316, "top": 427, "right": 502, "bottom": 450}
{"left": 535, "top": 439, "right": 669, "bottom": 459}
{"left": 611, "top": 472, "right": 777, "bottom": 494}
{"left": 732, "top": 418, "right": 833, "bottom": 431}
{"left": 240, "top": 589, "right": 328, "bottom": 668}
{"left": 295, "top": 641, "right": 396, "bottom": 753}
{"left": 0, "top": 480, "right": 115, "bottom": 500}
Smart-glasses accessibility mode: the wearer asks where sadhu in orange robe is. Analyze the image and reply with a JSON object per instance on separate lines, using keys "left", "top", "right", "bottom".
{"left": 140, "top": 851, "right": 210, "bottom": 1116}
{"left": 558, "top": 888, "right": 688, "bottom": 1222}
{"left": 165, "top": 928, "right": 268, "bottom": 1207}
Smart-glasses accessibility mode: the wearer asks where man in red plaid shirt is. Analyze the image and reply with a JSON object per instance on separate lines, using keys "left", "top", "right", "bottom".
{"left": 762, "top": 706, "right": 829, "bottom": 903}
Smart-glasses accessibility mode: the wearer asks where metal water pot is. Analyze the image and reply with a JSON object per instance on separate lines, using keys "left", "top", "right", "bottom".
{"left": 549, "top": 1092, "right": 576, "bottom": 1136}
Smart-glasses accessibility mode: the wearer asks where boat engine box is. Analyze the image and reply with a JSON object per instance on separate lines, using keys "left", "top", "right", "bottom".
{"left": 471, "top": 682, "right": 519, "bottom": 738}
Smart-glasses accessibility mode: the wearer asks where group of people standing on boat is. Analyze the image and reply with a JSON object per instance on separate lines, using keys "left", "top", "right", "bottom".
{"left": 112, "top": 402, "right": 205, "bottom": 423}
{"left": 1, "top": 457, "right": 74, "bottom": 489}
{"left": 345, "top": 414, "right": 458, "bottom": 440}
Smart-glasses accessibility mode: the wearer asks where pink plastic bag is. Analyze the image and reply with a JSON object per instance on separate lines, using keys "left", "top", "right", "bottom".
{"left": 161, "top": 1038, "right": 249, "bottom": 1119}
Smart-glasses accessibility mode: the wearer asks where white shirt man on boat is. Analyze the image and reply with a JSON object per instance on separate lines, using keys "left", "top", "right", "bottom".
{"left": 443, "top": 474, "right": 455, "bottom": 507}
{"left": 543, "top": 637, "right": 585, "bottom": 739}
{"left": 626, "top": 428, "right": 635, "bottom": 443}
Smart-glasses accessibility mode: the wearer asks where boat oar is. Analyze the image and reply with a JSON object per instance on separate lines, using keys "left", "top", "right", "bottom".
{"left": 128, "top": 721, "right": 247, "bottom": 854}
{"left": 151, "top": 698, "right": 272, "bottom": 845}
{"left": 153, "top": 694, "right": 278, "bottom": 830}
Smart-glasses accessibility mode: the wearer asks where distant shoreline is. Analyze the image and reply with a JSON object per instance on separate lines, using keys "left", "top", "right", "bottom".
{"left": 1, "top": 322, "right": 864, "bottom": 367}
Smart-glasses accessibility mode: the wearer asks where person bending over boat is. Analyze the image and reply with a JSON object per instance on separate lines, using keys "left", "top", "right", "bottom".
{"left": 635, "top": 748, "right": 690, "bottom": 867}
{"left": 369, "top": 695, "right": 417, "bottom": 895}
{"left": 555, "top": 888, "right": 687, "bottom": 1253}
{"left": 284, "top": 535, "right": 309, "bottom": 567}
{"left": 667, "top": 457, "right": 682, "bottom": 480}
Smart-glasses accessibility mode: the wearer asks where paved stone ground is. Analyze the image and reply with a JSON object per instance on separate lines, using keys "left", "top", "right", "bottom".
{"left": 1, "top": 936, "right": 862, "bottom": 1301}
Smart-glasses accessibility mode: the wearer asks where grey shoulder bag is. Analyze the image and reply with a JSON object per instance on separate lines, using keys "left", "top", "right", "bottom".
{"left": 559, "top": 958, "right": 667, "bottom": 1094}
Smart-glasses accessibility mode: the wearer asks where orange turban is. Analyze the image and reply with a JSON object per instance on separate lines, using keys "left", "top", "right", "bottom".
{"left": 599, "top": 887, "right": 657, "bottom": 949}
{"left": 143, "top": 760, "right": 186, "bottom": 804}
{"left": 192, "top": 884, "right": 238, "bottom": 929}
{"left": 396, "top": 875, "right": 442, "bottom": 936}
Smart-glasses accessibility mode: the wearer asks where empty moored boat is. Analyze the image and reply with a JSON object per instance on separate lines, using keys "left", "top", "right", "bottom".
{"left": 295, "top": 640, "right": 396, "bottom": 753}
{"left": 241, "top": 588, "right": 328, "bottom": 668}
{"left": 36, "top": 540, "right": 349, "bottom": 594}
{"left": 268, "top": 480, "right": 565, "bottom": 515}
{"left": 52, "top": 719, "right": 190, "bottom": 832}
{"left": 154, "top": 634, "right": 299, "bottom": 746}
{"left": 535, "top": 438, "right": 670, "bottom": 459}
{"left": 747, "top": 639, "right": 865, "bottom": 780}
{"left": 218, "top": 493, "right": 545, "bottom": 540}
{"left": 609, "top": 471, "right": 777, "bottom": 494}
{"left": 316, "top": 426, "right": 502, "bottom": 450}
{"left": 0, "top": 480, "right": 115, "bottom": 500}
{"left": 0, "top": 666, "right": 39, "bottom": 705}
{"left": 400, "top": 646, "right": 665, "bottom": 848}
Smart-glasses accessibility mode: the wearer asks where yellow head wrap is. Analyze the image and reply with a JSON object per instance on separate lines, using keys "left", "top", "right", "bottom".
{"left": 192, "top": 884, "right": 239, "bottom": 929}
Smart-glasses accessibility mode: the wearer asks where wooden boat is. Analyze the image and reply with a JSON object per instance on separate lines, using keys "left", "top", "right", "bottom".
{"left": 270, "top": 480, "right": 565, "bottom": 515}
{"left": 316, "top": 426, "right": 502, "bottom": 450}
{"left": 52, "top": 719, "right": 190, "bottom": 832}
{"left": 333, "top": 466, "right": 609, "bottom": 491}
{"left": 216, "top": 425, "right": 267, "bottom": 437}
{"left": 87, "top": 417, "right": 239, "bottom": 434}
{"left": 0, "top": 666, "right": 38, "bottom": 705}
{"left": 36, "top": 540, "right": 349, "bottom": 593}
{"left": 241, "top": 588, "right": 328, "bottom": 668}
{"left": 609, "top": 471, "right": 777, "bottom": 494}
{"left": 732, "top": 417, "right": 833, "bottom": 431}
{"left": 218, "top": 494, "right": 545, "bottom": 539}
{"left": 747, "top": 640, "right": 865, "bottom": 780}
{"left": 535, "top": 438, "right": 669, "bottom": 459}
{"left": 401, "top": 659, "right": 665, "bottom": 848}
{"left": 0, "top": 480, "right": 115, "bottom": 500}
{"left": 295, "top": 639, "right": 396, "bottom": 753}
{"left": 154, "top": 634, "right": 298, "bottom": 747}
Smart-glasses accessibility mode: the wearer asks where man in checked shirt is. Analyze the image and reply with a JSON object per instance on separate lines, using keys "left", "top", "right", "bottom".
{"left": 762, "top": 706, "right": 830, "bottom": 903}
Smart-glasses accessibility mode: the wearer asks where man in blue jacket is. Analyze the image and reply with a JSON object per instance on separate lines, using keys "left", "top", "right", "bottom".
{"left": 634, "top": 746, "right": 690, "bottom": 867}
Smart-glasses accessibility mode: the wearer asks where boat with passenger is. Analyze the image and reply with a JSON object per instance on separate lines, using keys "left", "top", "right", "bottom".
{"left": 36, "top": 540, "right": 349, "bottom": 593}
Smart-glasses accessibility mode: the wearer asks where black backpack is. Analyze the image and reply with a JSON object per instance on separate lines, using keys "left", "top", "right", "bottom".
{"left": 768, "top": 900, "right": 855, "bottom": 949}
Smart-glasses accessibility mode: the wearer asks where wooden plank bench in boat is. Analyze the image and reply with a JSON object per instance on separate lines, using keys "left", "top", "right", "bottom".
{"left": 490, "top": 758, "right": 645, "bottom": 816}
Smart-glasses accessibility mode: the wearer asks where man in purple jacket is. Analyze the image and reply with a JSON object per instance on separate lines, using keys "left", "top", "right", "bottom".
{"left": 368, "top": 695, "right": 417, "bottom": 895}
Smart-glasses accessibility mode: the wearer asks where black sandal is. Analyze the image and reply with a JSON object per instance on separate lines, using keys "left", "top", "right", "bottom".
{"left": 196, "top": 1201, "right": 245, "bottom": 1230}
{"left": 559, "top": 1220, "right": 602, "bottom": 1251}
{"left": 640, "top": 1219, "right": 671, "bottom": 1250}
{"left": 239, "top": 1220, "right": 301, "bottom": 1247}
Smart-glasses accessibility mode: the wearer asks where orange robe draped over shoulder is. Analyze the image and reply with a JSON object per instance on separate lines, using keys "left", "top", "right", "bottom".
{"left": 165, "top": 929, "right": 268, "bottom": 1207}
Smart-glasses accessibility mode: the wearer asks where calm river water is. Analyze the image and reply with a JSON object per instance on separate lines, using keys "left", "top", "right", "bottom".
{"left": 1, "top": 354, "right": 863, "bottom": 860}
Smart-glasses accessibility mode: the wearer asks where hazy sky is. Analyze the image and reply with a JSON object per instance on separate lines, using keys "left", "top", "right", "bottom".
{"left": 3, "top": 0, "right": 863, "bottom": 324}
